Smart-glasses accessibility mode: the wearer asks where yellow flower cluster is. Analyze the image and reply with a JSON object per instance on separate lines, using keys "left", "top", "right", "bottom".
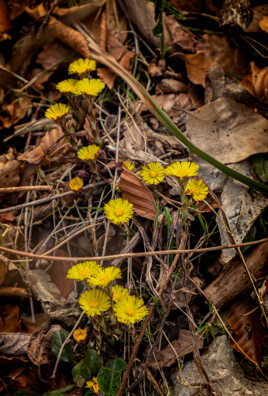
{"left": 56, "top": 79, "right": 80, "bottom": 95}
{"left": 104, "top": 198, "right": 133, "bottom": 225}
{"left": 73, "top": 328, "right": 87, "bottom": 343}
{"left": 86, "top": 377, "right": 100, "bottom": 393}
{"left": 76, "top": 78, "right": 105, "bottom": 96}
{"left": 66, "top": 260, "right": 148, "bottom": 325}
{"left": 69, "top": 177, "right": 83, "bottom": 192}
{"left": 69, "top": 58, "right": 96, "bottom": 75}
{"left": 137, "top": 161, "right": 208, "bottom": 201}
{"left": 77, "top": 145, "right": 100, "bottom": 161}
{"left": 45, "top": 103, "right": 69, "bottom": 121}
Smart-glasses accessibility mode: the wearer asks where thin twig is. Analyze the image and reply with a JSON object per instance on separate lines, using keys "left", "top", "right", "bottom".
{"left": 0, "top": 237, "right": 267, "bottom": 262}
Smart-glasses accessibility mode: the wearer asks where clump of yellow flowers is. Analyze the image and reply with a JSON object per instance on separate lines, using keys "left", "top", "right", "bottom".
{"left": 45, "top": 58, "right": 105, "bottom": 121}
{"left": 67, "top": 261, "right": 148, "bottom": 325}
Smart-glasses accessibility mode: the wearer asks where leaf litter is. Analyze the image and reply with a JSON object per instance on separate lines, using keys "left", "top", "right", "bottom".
{"left": 0, "top": 0, "right": 268, "bottom": 395}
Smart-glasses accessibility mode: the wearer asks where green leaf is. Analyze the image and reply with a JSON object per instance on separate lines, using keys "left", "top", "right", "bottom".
{"left": 13, "top": 392, "right": 41, "bottom": 396}
{"left": 72, "top": 360, "right": 86, "bottom": 387}
{"left": 43, "top": 386, "right": 74, "bottom": 396}
{"left": 254, "top": 157, "right": 268, "bottom": 183}
{"left": 51, "top": 329, "right": 74, "bottom": 363}
{"left": 82, "top": 349, "right": 103, "bottom": 378}
{"left": 97, "top": 358, "right": 126, "bottom": 396}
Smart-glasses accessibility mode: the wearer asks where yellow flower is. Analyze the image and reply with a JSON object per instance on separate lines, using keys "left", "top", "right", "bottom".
{"left": 73, "top": 328, "right": 87, "bottom": 343}
{"left": 77, "top": 145, "right": 100, "bottom": 161}
{"left": 185, "top": 178, "right": 208, "bottom": 201}
{"left": 165, "top": 161, "right": 199, "bottom": 179}
{"left": 56, "top": 79, "right": 81, "bottom": 95}
{"left": 66, "top": 261, "right": 101, "bottom": 281}
{"left": 76, "top": 78, "right": 105, "bottom": 96}
{"left": 111, "top": 285, "right": 129, "bottom": 302}
{"left": 69, "top": 58, "right": 96, "bottom": 75}
{"left": 123, "top": 161, "right": 135, "bottom": 171}
{"left": 139, "top": 162, "right": 165, "bottom": 185}
{"left": 79, "top": 289, "right": 111, "bottom": 317}
{"left": 86, "top": 377, "right": 100, "bottom": 393}
{"left": 87, "top": 266, "right": 121, "bottom": 288}
{"left": 45, "top": 103, "right": 69, "bottom": 121}
{"left": 69, "top": 177, "right": 84, "bottom": 192}
{"left": 113, "top": 295, "right": 148, "bottom": 325}
{"left": 104, "top": 198, "right": 133, "bottom": 225}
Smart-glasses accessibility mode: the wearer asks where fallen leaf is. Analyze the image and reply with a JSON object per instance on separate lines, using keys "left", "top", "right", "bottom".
{"left": 18, "top": 126, "right": 70, "bottom": 164}
{"left": 48, "top": 249, "right": 74, "bottom": 299}
{"left": 241, "top": 62, "right": 268, "bottom": 103}
{"left": 0, "top": 333, "right": 31, "bottom": 355}
{"left": 259, "top": 15, "right": 268, "bottom": 32}
{"left": 186, "top": 97, "right": 268, "bottom": 164}
{"left": 0, "top": 305, "right": 21, "bottom": 332}
{"left": 119, "top": 167, "right": 156, "bottom": 220}
{"left": 227, "top": 296, "right": 265, "bottom": 367}
{"left": 0, "top": 97, "right": 32, "bottom": 129}
{"left": 0, "top": 0, "right": 11, "bottom": 34}
{"left": 147, "top": 329, "right": 203, "bottom": 369}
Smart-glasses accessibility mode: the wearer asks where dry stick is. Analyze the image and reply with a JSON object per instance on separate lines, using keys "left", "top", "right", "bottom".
{"left": 1, "top": 237, "right": 268, "bottom": 263}
{"left": 0, "top": 181, "right": 106, "bottom": 214}
{"left": 0, "top": 186, "right": 52, "bottom": 193}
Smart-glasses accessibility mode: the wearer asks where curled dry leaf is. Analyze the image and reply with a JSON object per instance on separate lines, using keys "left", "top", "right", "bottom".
{"left": 118, "top": 166, "right": 156, "bottom": 220}
{"left": 18, "top": 126, "right": 70, "bottom": 164}
{"left": 147, "top": 329, "right": 203, "bottom": 369}
{"left": 241, "top": 62, "right": 268, "bottom": 103}
{"left": 0, "top": 333, "right": 31, "bottom": 356}
{"left": 227, "top": 297, "right": 265, "bottom": 367}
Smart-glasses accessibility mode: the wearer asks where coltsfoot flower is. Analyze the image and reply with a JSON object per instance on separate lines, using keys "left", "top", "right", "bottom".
{"left": 77, "top": 145, "right": 100, "bottom": 161}
{"left": 76, "top": 78, "right": 105, "bottom": 96}
{"left": 79, "top": 289, "right": 111, "bottom": 317}
{"left": 86, "top": 377, "right": 100, "bottom": 393}
{"left": 87, "top": 266, "right": 122, "bottom": 288}
{"left": 73, "top": 328, "right": 87, "bottom": 343}
{"left": 113, "top": 295, "right": 148, "bottom": 325}
{"left": 104, "top": 198, "right": 133, "bottom": 225}
{"left": 56, "top": 79, "right": 81, "bottom": 95}
{"left": 185, "top": 178, "right": 208, "bottom": 201}
{"left": 139, "top": 162, "right": 165, "bottom": 185}
{"left": 66, "top": 261, "right": 101, "bottom": 281}
{"left": 111, "top": 285, "right": 129, "bottom": 302}
{"left": 68, "top": 58, "right": 96, "bottom": 75}
{"left": 123, "top": 161, "right": 135, "bottom": 171}
{"left": 165, "top": 161, "right": 199, "bottom": 179}
{"left": 45, "top": 103, "right": 69, "bottom": 121}
{"left": 69, "top": 177, "right": 84, "bottom": 192}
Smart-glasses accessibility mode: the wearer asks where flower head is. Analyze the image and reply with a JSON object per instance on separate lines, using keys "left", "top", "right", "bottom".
{"left": 69, "top": 177, "right": 84, "bottom": 192}
{"left": 165, "top": 161, "right": 199, "bottom": 179}
{"left": 123, "top": 161, "right": 135, "bottom": 171}
{"left": 77, "top": 145, "right": 100, "bottom": 161}
{"left": 86, "top": 377, "right": 100, "bottom": 393}
{"left": 79, "top": 289, "right": 111, "bottom": 317}
{"left": 87, "top": 266, "right": 122, "bottom": 288}
{"left": 56, "top": 79, "right": 81, "bottom": 95}
{"left": 104, "top": 198, "right": 133, "bottom": 225}
{"left": 76, "top": 78, "right": 105, "bottom": 96}
{"left": 113, "top": 295, "right": 148, "bottom": 325}
{"left": 67, "top": 261, "right": 101, "bottom": 281}
{"left": 73, "top": 328, "right": 87, "bottom": 343}
{"left": 111, "top": 285, "right": 129, "bottom": 302}
{"left": 69, "top": 58, "right": 96, "bottom": 75}
{"left": 45, "top": 103, "right": 69, "bottom": 121}
{"left": 185, "top": 179, "right": 208, "bottom": 201}
{"left": 139, "top": 162, "right": 165, "bottom": 185}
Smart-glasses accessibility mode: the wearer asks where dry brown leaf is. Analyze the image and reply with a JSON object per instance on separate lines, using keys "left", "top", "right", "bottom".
{"left": 241, "top": 61, "right": 268, "bottom": 102}
{"left": 0, "top": 0, "right": 11, "bottom": 34}
{"left": 0, "top": 256, "right": 7, "bottom": 285}
{"left": 0, "top": 333, "right": 31, "bottom": 355}
{"left": 48, "top": 249, "right": 74, "bottom": 299}
{"left": 259, "top": 15, "right": 268, "bottom": 32}
{"left": 0, "top": 305, "right": 21, "bottom": 332}
{"left": 0, "top": 97, "right": 32, "bottom": 129}
{"left": 36, "top": 41, "right": 72, "bottom": 69}
{"left": 185, "top": 35, "right": 247, "bottom": 87}
{"left": 18, "top": 127, "right": 70, "bottom": 165}
{"left": 0, "top": 149, "right": 20, "bottom": 194}
{"left": 119, "top": 167, "right": 156, "bottom": 220}
{"left": 147, "top": 329, "right": 203, "bottom": 369}
{"left": 227, "top": 297, "right": 265, "bottom": 367}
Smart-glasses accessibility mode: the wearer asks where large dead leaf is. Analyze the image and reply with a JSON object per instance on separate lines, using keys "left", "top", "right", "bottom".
{"left": 186, "top": 97, "right": 268, "bottom": 164}
{"left": 118, "top": 167, "right": 156, "bottom": 220}
{"left": 18, "top": 126, "right": 70, "bottom": 164}
{"left": 0, "top": 305, "right": 21, "bottom": 332}
{"left": 227, "top": 297, "right": 265, "bottom": 367}
{"left": 0, "top": 333, "right": 31, "bottom": 355}
{"left": 0, "top": 97, "right": 32, "bottom": 129}
{"left": 147, "top": 329, "right": 203, "bottom": 369}
{"left": 185, "top": 35, "right": 247, "bottom": 87}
